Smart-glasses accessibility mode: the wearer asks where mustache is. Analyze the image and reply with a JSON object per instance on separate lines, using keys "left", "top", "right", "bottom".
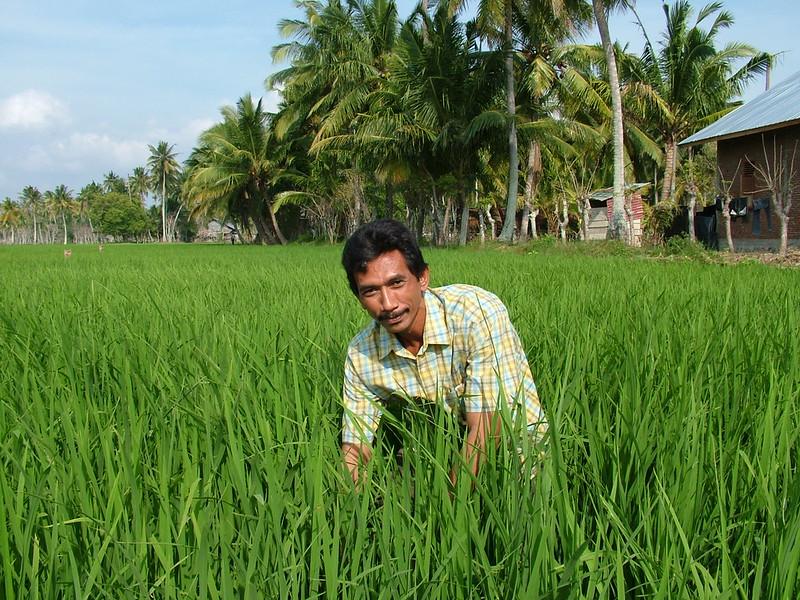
{"left": 379, "top": 309, "right": 406, "bottom": 321}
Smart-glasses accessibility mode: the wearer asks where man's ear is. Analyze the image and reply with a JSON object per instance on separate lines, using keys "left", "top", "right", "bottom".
{"left": 419, "top": 267, "right": 430, "bottom": 292}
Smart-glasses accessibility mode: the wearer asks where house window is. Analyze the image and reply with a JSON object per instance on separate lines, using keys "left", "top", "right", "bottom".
{"left": 741, "top": 161, "right": 756, "bottom": 194}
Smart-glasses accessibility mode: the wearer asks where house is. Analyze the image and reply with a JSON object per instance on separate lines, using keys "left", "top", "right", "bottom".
{"left": 680, "top": 70, "right": 800, "bottom": 248}
{"left": 584, "top": 183, "right": 648, "bottom": 245}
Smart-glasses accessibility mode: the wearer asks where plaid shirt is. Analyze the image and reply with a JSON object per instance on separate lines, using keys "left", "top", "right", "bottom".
{"left": 342, "top": 284, "right": 546, "bottom": 445}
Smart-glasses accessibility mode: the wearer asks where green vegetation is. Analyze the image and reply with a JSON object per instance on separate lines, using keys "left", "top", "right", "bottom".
{"left": 1, "top": 0, "right": 773, "bottom": 248}
{"left": 1, "top": 244, "right": 798, "bottom": 597}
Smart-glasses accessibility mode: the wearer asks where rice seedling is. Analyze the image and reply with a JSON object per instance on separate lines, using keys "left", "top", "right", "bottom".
{"left": 0, "top": 243, "right": 798, "bottom": 598}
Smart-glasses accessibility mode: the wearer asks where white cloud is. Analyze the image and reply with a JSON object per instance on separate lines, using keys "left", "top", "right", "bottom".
{"left": 263, "top": 89, "right": 283, "bottom": 113}
{"left": 0, "top": 90, "right": 68, "bottom": 129}
{"left": 182, "top": 117, "right": 215, "bottom": 139}
{"left": 19, "top": 132, "right": 149, "bottom": 174}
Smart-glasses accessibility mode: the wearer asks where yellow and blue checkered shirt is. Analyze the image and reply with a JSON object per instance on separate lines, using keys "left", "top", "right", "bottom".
{"left": 342, "top": 284, "right": 546, "bottom": 445}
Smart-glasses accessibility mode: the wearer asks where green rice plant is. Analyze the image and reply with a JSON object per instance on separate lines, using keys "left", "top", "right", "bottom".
{"left": 0, "top": 243, "right": 798, "bottom": 598}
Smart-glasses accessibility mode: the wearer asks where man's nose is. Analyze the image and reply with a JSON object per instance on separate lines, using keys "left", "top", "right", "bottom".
{"left": 379, "top": 288, "right": 396, "bottom": 311}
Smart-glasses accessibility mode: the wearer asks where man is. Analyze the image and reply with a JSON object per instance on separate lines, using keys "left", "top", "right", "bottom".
{"left": 340, "top": 219, "right": 546, "bottom": 485}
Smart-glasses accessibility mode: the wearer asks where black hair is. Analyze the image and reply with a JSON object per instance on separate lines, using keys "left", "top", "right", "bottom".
{"left": 341, "top": 219, "right": 428, "bottom": 295}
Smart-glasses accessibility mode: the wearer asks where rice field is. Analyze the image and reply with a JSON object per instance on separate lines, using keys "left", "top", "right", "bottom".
{"left": 1, "top": 242, "right": 799, "bottom": 599}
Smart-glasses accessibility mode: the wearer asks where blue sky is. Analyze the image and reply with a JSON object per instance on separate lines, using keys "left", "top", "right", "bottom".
{"left": 1, "top": 0, "right": 796, "bottom": 201}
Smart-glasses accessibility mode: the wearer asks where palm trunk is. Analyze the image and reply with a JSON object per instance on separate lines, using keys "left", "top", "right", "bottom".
{"left": 498, "top": 0, "right": 518, "bottom": 242}
{"left": 660, "top": 139, "right": 678, "bottom": 203}
{"left": 161, "top": 177, "right": 168, "bottom": 242}
{"left": 687, "top": 186, "right": 697, "bottom": 242}
{"left": 519, "top": 140, "right": 541, "bottom": 242}
{"left": 252, "top": 210, "right": 274, "bottom": 245}
{"left": 62, "top": 212, "right": 68, "bottom": 245}
{"left": 593, "top": 0, "right": 626, "bottom": 241}
{"left": 267, "top": 201, "right": 287, "bottom": 245}
{"left": 458, "top": 185, "right": 469, "bottom": 246}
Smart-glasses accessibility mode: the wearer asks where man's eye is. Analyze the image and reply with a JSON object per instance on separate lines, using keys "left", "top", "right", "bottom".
{"left": 361, "top": 289, "right": 377, "bottom": 297}
{"left": 390, "top": 279, "right": 404, "bottom": 287}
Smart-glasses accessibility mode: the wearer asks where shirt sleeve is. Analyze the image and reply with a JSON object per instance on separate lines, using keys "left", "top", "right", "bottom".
{"left": 462, "top": 296, "right": 530, "bottom": 415}
{"left": 342, "top": 350, "right": 382, "bottom": 445}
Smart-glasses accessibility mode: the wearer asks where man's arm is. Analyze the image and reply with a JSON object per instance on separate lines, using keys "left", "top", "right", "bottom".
{"left": 342, "top": 442, "right": 373, "bottom": 485}
{"left": 450, "top": 410, "right": 502, "bottom": 487}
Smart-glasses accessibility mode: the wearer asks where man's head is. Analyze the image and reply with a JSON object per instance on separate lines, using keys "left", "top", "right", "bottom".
{"left": 342, "top": 219, "right": 428, "bottom": 296}
{"left": 342, "top": 220, "right": 430, "bottom": 340}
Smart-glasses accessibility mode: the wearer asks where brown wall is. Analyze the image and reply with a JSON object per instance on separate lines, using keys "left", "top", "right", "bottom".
{"left": 717, "top": 125, "right": 800, "bottom": 240}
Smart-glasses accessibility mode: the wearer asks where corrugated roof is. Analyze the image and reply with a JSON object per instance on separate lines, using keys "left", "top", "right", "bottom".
{"left": 588, "top": 183, "right": 650, "bottom": 202}
{"left": 680, "top": 70, "right": 800, "bottom": 146}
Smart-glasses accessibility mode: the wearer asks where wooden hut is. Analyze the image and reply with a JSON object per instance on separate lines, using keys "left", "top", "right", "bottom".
{"left": 584, "top": 183, "right": 648, "bottom": 245}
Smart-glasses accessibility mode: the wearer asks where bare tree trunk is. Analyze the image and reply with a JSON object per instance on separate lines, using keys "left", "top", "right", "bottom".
{"left": 498, "top": 0, "right": 518, "bottom": 242}
{"left": 581, "top": 197, "right": 591, "bottom": 240}
{"left": 486, "top": 206, "right": 497, "bottom": 240}
{"left": 593, "top": 0, "right": 626, "bottom": 241}
{"left": 753, "top": 138, "right": 797, "bottom": 257}
{"left": 687, "top": 185, "right": 697, "bottom": 242}
{"left": 441, "top": 195, "right": 453, "bottom": 246}
{"left": 479, "top": 208, "right": 485, "bottom": 245}
{"left": 519, "top": 140, "right": 541, "bottom": 243}
{"left": 530, "top": 209, "right": 539, "bottom": 239}
{"left": 62, "top": 212, "right": 68, "bottom": 245}
{"left": 557, "top": 196, "right": 568, "bottom": 242}
{"left": 722, "top": 206, "right": 735, "bottom": 253}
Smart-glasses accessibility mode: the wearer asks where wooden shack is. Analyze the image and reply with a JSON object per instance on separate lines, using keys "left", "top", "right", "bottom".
{"left": 584, "top": 183, "right": 648, "bottom": 245}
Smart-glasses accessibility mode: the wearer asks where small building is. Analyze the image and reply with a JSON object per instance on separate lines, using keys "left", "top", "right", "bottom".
{"left": 680, "top": 70, "right": 800, "bottom": 249}
{"left": 585, "top": 183, "right": 648, "bottom": 245}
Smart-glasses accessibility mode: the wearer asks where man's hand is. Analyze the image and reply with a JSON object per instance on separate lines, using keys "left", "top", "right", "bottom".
{"left": 450, "top": 411, "right": 501, "bottom": 488}
{"left": 342, "top": 442, "right": 372, "bottom": 487}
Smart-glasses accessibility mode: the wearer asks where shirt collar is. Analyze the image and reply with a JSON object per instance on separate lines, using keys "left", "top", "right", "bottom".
{"left": 376, "top": 289, "right": 451, "bottom": 360}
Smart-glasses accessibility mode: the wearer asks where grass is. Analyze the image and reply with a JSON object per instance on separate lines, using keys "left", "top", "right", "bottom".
{"left": 0, "top": 242, "right": 798, "bottom": 598}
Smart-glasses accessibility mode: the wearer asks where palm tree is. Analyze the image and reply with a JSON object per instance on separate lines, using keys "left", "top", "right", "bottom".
{"left": 45, "top": 185, "right": 77, "bottom": 245}
{"left": 19, "top": 185, "right": 43, "bottom": 244}
{"left": 592, "top": 0, "right": 628, "bottom": 239}
{"left": 470, "top": 0, "right": 521, "bottom": 241}
{"left": 128, "top": 167, "right": 150, "bottom": 207}
{"left": 78, "top": 182, "right": 102, "bottom": 240}
{"left": 1, "top": 197, "right": 23, "bottom": 244}
{"left": 183, "top": 95, "right": 291, "bottom": 244}
{"left": 397, "top": 6, "right": 504, "bottom": 245}
{"left": 147, "top": 141, "right": 180, "bottom": 242}
{"left": 102, "top": 171, "right": 126, "bottom": 194}
{"left": 272, "top": 0, "right": 404, "bottom": 222}
{"left": 513, "top": 0, "right": 594, "bottom": 240}
{"left": 626, "top": 0, "right": 771, "bottom": 202}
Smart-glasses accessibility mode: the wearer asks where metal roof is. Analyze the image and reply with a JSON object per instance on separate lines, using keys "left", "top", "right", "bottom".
{"left": 680, "top": 70, "right": 800, "bottom": 146}
{"left": 588, "top": 183, "right": 650, "bottom": 202}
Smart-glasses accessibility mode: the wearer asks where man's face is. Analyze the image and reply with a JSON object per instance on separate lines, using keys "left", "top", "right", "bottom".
{"left": 354, "top": 249, "right": 429, "bottom": 340}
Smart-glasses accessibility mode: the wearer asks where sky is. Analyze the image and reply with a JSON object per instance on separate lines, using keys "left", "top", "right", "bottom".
{"left": 1, "top": 0, "right": 797, "bottom": 202}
